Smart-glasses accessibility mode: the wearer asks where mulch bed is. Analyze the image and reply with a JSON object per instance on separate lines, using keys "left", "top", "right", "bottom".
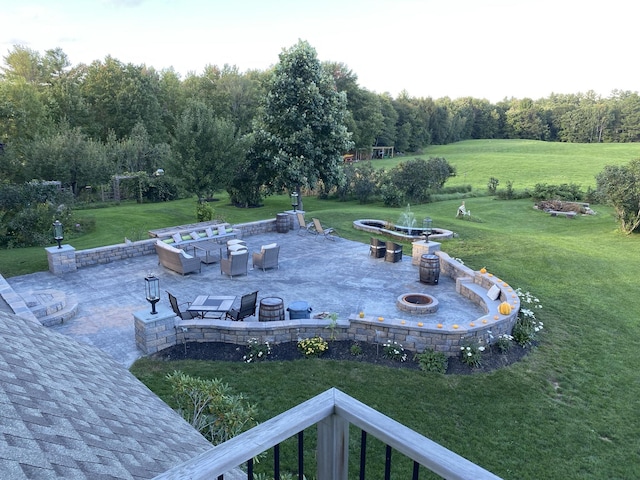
{"left": 151, "top": 340, "right": 534, "bottom": 375}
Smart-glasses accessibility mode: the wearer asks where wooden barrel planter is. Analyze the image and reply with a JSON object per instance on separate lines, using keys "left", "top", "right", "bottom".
{"left": 276, "top": 213, "right": 290, "bottom": 233}
{"left": 259, "top": 297, "right": 285, "bottom": 321}
{"left": 419, "top": 254, "right": 440, "bottom": 285}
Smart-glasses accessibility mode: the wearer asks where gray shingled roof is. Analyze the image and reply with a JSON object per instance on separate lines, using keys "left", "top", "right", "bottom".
{"left": 0, "top": 311, "right": 213, "bottom": 479}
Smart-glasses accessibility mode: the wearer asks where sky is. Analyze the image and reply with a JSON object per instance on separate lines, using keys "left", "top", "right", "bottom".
{"left": 1, "top": 0, "right": 637, "bottom": 103}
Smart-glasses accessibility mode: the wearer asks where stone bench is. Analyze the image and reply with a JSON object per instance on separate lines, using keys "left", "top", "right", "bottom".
{"left": 549, "top": 210, "right": 577, "bottom": 219}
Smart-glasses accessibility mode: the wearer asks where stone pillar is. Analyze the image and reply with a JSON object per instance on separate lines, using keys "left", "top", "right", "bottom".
{"left": 134, "top": 306, "right": 177, "bottom": 355}
{"left": 284, "top": 209, "right": 304, "bottom": 230}
{"left": 45, "top": 245, "right": 77, "bottom": 274}
{"left": 411, "top": 240, "right": 441, "bottom": 265}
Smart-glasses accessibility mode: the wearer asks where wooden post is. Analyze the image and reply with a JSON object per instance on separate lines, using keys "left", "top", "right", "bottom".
{"left": 317, "top": 413, "right": 349, "bottom": 480}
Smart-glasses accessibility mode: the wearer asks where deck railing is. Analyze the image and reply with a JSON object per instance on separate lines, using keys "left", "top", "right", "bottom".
{"left": 153, "top": 388, "right": 501, "bottom": 480}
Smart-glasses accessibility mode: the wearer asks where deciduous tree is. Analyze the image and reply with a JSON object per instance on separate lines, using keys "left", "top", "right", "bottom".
{"left": 248, "top": 40, "right": 353, "bottom": 209}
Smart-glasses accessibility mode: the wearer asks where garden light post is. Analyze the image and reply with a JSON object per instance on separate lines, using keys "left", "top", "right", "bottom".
{"left": 53, "top": 220, "right": 64, "bottom": 249}
{"left": 145, "top": 275, "right": 160, "bottom": 315}
{"left": 423, "top": 217, "right": 432, "bottom": 242}
{"left": 290, "top": 192, "right": 299, "bottom": 212}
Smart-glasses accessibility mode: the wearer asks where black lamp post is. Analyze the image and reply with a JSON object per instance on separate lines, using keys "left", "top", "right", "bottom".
{"left": 145, "top": 275, "right": 160, "bottom": 315}
{"left": 290, "top": 192, "right": 299, "bottom": 212}
{"left": 53, "top": 220, "right": 64, "bottom": 249}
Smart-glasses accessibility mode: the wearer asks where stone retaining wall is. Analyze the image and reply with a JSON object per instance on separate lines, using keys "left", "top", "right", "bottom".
{"left": 50, "top": 218, "right": 278, "bottom": 273}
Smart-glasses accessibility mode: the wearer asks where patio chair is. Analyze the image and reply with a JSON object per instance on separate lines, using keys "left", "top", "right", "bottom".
{"left": 220, "top": 249, "right": 249, "bottom": 277}
{"left": 252, "top": 243, "right": 280, "bottom": 271}
{"left": 167, "top": 291, "right": 200, "bottom": 319}
{"left": 226, "top": 291, "right": 258, "bottom": 321}
{"left": 370, "top": 237, "right": 386, "bottom": 258}
{"left": 311, "top": 218, "right": 339, "bottom": 241}
{"left": 384, "top": 241, "right": 403, "bottom": 263}
{"left": 296, "top": 212, "right": 313, "bottom": 235}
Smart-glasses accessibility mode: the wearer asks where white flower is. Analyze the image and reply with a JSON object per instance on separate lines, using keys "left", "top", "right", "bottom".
{"left": 467, "top": 352, "right": 472, "bottom": 357}
{"left": 479, "top": 346, "right": 485, "bottom": 352}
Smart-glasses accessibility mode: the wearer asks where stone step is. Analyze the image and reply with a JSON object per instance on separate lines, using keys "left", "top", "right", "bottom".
{"left": 20, "top": 289, "right": 79, "bottom": 326}
{"left": 39, "top": 302, "right": 79, "bottom": 327}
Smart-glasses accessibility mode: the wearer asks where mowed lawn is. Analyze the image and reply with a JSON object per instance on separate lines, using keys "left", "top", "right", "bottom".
{"left": 4, "top": 139, "right": 640, "bottom": 478}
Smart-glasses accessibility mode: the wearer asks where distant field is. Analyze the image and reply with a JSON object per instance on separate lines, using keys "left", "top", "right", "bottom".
{"left": 376, "top": 139, "right": 640, "bottom": 190}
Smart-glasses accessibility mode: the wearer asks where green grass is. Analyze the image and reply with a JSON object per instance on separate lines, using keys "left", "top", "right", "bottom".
{"left": 4, "top": 139, "right": 640, "bottom": 478}
{"left": 378, "top": 139, "right": 640, "bottom": 191}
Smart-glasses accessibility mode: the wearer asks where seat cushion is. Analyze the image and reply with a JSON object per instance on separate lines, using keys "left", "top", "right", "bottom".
{"left": 172, "top": 233, "right": 183, "bottom": 244}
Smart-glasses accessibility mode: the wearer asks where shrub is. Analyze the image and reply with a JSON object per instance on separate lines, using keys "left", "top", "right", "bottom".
{"left": 166, "top": 371, "right": 257, "bottom": 445}
{"left": 382, "top": 341, "right": 407, "bottom": 362}
{"left": 512, "top": 288, "right": 544, "bottom": 346}
{"left": 414, "top": 349, "right": 448, "bottom": 373}
{"left": 460, "top": 340, "right": 485, "bottom": 368}
{"left": 494, "top": 333, "right": 514, "bottom": 353}
{"left": 350, "top": 343, "right": 363, "bottom": 356}
{"left": 243, "top": 338, "right": 271, "bottom": 363}
{"left": 297, "top": 337, "right": 328, "bottom": 358}
{"left": 196, "top": 201, "right": 215, "bottom": 222}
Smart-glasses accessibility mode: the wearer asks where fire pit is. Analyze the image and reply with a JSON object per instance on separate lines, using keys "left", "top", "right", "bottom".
{"left": 396, "top": 293, "right": 439, "bottom": 314}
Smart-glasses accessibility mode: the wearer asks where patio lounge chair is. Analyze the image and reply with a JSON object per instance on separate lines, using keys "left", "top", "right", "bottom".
{"left": 384, "top": 241, "right": 403, "bottom": 263}
{"left": 252, "top": 243, "right": 280, "bottom": 271}
{"left": 296, "top": 212, "right": 313, "bottom": 235}
{"left": 311, "top": 218, "right": 339, "bottom": 241}
{"left": 167, "top": 291, "right": 200, "bottom": 319}
{"left": 226, "top": 291, "right": 258, "bottom": 321}
{"left": 221, "top": 249, "right": 249, "bottom": 277}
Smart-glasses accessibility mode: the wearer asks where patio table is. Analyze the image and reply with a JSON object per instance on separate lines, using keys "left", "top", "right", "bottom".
{"left": 190, "top": 240, "right": 222, "bottom": 264}
{"left": 187, "top": 295, "right": 236, "bottom": 319}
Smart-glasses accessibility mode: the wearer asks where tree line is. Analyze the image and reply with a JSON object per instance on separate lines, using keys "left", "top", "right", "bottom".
{"left": 2, "top": 44, "right": 640, "bottom": 194}
{"left": 1, "top": 41, "right": 640, "bottom": 245}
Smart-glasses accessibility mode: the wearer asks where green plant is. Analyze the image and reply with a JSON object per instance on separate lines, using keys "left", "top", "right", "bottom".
{"left": 166, "top": 371, "right": 257, "bottom": 445}
{"left": 325, "top": 312, "right": 339, "bottom": 340}
{"left": 243, "top": 338, "right": 272, "bottom": 363}
{"left": 196, "top": 201, "right": 215, "bottom": 222}
{"left": 414, "top": 349, "right": 448, "bottom": 373}
{"left": 512, "top": 288, "right": 544, "bottom": 347}
{"left": 297, "top": 336, "right": 328, "bottom": 358}
{"left": 382, "top": 341, "right": 407, "bottom": 362}
{"left": 460, "top": 340, "right": 486, "bottom": 368}
{"left": 494, "top": 333, "right": 514, "bottom": 353}
{"left": 350, "top": 342, "right": 363, "bottom": 356}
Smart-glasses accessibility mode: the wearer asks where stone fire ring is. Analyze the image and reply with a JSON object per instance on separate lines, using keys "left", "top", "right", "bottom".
{"left": 396, "top": 293, "right": 439, "bottom": 314}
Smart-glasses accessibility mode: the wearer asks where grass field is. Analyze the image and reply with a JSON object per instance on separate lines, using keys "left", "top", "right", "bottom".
{"left": 381, "top": 139, "right": 640, "bottom": 191}
{"left": 4, "top": 139, "right": 640, "bottom": 478}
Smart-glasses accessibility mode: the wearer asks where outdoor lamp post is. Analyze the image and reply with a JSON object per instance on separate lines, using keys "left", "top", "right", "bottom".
{"left": 290, "top": 192, "right": 299, "bottom": 212}
{"left": 423, "top": 217, "right": 432, "bottom": 242}
{"left": 53, "top": 220, "right": 64, "bottom": 249}
{"left": 145, "top": 275, "right": 160, "bottom": 315}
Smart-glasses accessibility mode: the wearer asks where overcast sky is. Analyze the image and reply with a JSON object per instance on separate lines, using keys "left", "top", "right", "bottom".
{"left": 2, "top": 0, "right": 637, "bottom": 103}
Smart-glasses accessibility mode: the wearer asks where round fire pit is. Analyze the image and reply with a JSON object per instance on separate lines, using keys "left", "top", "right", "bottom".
{"left": 396, "top": 293, "right": 439, "bottom": 314}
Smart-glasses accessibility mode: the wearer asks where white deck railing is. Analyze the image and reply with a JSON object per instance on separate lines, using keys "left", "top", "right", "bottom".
{"left": 153, "top": 388, "right": 502, "bottom": 480}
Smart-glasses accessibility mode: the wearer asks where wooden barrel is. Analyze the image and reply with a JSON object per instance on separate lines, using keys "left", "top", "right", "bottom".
{"left": 419, "top": 254, "right": 440, "bottom": 284}
{"left": 259, "top": 297, "right": 285, "bottom": 321}
{"left": 276, "top": 213, "right": 289, "bottom": 233}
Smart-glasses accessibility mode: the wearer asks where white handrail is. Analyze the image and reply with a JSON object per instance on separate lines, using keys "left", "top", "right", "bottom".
{"left": 153, "top": 388, "right": 501, "bottom": 480}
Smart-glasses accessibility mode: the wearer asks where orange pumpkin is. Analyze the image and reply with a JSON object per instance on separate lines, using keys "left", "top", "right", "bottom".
{"left": 480, "top": 267, "right": 487, "bottom": 274}
{"left": 498, "top": 302, "right": 512, "bottom": 315}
